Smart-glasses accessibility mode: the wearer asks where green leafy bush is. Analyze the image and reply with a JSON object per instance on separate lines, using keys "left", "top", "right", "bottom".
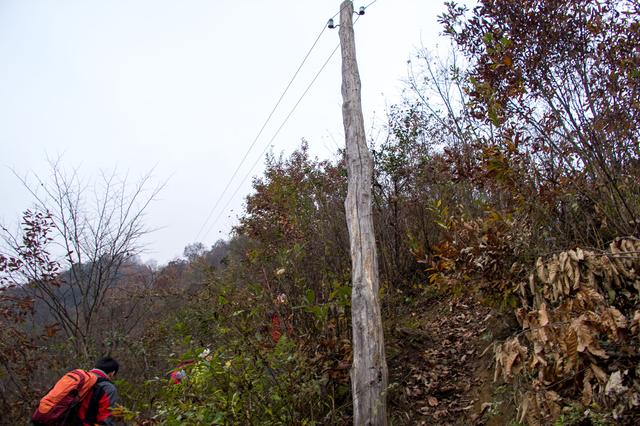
{"left": 151, "top": 338, "right": 330, "bottom": 425}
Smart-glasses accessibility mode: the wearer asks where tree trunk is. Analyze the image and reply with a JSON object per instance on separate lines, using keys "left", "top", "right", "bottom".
{"left": 339, "top": 2, "right": 388, "bottom": 425}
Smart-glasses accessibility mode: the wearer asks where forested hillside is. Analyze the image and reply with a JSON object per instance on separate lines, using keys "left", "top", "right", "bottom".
{"left": 1, "top": 0, "right": 639, "bottom": 424}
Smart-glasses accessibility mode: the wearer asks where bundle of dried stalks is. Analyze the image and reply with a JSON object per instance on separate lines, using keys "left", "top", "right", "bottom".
{"left": 495, "top": 238, "right": 640, "bottom": 424}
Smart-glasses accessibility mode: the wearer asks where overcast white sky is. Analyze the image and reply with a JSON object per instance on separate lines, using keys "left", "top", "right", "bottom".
{"left": 0, "top": 0, "right": 463, "bottom": 264}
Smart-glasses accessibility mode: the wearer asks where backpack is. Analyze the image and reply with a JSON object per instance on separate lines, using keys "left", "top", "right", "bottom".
{"left": 81, "top": 377, "right": 110, "bottom": 425}
{"left": 31, "top": 369, "right": 98, "bottom": 426}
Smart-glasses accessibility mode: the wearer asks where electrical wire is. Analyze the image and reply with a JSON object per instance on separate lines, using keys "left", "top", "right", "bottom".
{"left": 193, "top": 20, "right": 329, "bottom": 242}
{"left": 363, "top": 0, "right": 378, "bottom": 9}
{"left": 201, "top": 41, "right": 343, "bottom": 242}
{"left": 197, "top": 2, "right": 377, "bottom": 243}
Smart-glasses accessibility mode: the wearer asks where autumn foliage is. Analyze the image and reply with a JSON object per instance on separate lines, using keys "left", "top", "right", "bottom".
{"left": 0, "top": 1, "right": 639, "bottom": 424}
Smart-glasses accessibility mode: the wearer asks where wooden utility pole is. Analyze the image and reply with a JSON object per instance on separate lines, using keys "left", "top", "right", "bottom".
{"left": 338, "top": 2, "right": 388, "bottom": 425}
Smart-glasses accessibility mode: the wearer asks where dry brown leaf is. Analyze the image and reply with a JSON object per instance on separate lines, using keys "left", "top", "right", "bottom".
{"left": 572, "top": 263, "right": 581, "bottom": 290}
{"left": 518, "top": 280, "right": 527, "bottom": 298}
{"left": 538, "top": 303, "right": 549, "bottom": 327}
{"left": 494, "top": 347, "right": 503, "bottom": 382}
{"left": 517, "top": 393, "right": 530, "bottom": 424}
{"left": 534, "top": 322, "right": 551, "bottom": 344}
{"left": 564, "top": 328, "right": 578, "bottom": 372}
{"left": 536, "top": 258, "right": 547, "bottom": 283}
{"left": 563, "top": 273, "right": 572, "bottom": 296}
{"left": 601, "top": 307, "right": 627, "bottom": 341}
{"left": 609, "top": 307, "right": 627, "bottom": 329}
{"left": 582, "top": 369, "right": 594, "bottom": 405}
{"left": 548, "top": 258, "right": 559, "bottom": 287}
{"left": 495, "top": 337, "right": 528, "bottom": 381}
{"left": 504, "top": 338, "right": 527, "bottom": 377}
{"left": 544, "top": 390, "right": 562, "bottom": 419}
{"left": 585, "top": 287, "right": 604, "bottom": 304}
{"left": 568, "top": 250, "right": 579, "bottom": 262}
{"left": 529, "top": 272, "right": 536, "bottom": 297}
{"left": 605, "top": 371, "right": 628, "bottom": 396}
{"left": 529, "top": 342, "right": 547, "bottom": 369}
{"left": 590, "top": 363, "right": 608, "bottom": 383}
{"left": 571, "top": 317, "right": 591, "bottom": 353}
{"left": 631, "top": 310, "right": 640, "bottom": 335}
{"left": 559, "top": 252, "right": 569, "bottom": 273}
{"left": 571, "top": 316, "right": 608, "bottom": 358}
{"left": 587, "top": 341, "right": 608, "bottom": 359}
{"left": 621, "top": 239, "right": 634, "bottom": 252}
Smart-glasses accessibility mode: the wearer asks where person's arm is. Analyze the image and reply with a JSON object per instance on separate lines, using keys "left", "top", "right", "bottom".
{"left": 96, "top": 382, "right": 119, "bottom": 426}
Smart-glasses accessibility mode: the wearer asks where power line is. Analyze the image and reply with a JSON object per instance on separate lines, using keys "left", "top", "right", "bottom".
{"left": 201, "top": 40, "right": 343, "bottom": 242}
{"left": 198, "top": 3, "right": 377, "bottom": 243}
{"left": 193, "top": 20, "right": 330, "bottom": 243}
{"left": 363, "top": 0, "right": 378, "bottom": 9}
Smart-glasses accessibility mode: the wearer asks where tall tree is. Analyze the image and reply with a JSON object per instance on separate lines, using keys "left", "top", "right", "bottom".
{"left": 2, "top": 160, "right": 162, "bottom": 360}
{"left": 440, "top": 0, "right": 640, "bottom": 243}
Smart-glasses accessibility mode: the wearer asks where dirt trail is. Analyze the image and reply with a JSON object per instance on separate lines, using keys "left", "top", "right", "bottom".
{"left": 387, "top": 293, "right": 517, "bottom": 425}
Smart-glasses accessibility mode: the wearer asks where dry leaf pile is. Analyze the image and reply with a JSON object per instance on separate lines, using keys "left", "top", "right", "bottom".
{"left": 495, "top": 237, "right": 640, "bottom": 424}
